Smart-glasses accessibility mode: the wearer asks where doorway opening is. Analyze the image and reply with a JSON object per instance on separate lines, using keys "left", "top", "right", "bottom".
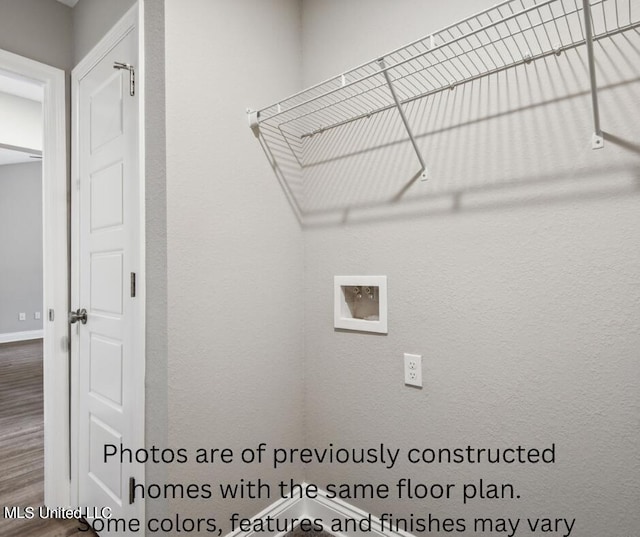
{"left": 0, "top": 74, "right": 46, "bottom": 531}
{"left": 0, "top": 50, "right": 69, "bottom": 513}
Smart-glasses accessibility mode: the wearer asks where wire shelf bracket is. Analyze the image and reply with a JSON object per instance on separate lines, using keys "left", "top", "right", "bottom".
{"left": 377, "top": 57, "right": 429, "bottom": 180}
{"left": 581, "top": 0, "right": 604, "bottom": 149}
{"left": 248, "top": 0, "right": 640, "bottom": 181}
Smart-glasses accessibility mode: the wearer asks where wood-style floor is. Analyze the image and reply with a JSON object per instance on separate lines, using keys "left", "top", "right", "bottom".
{"left": 0, "top": 339, "right": 96, "bottom": 537}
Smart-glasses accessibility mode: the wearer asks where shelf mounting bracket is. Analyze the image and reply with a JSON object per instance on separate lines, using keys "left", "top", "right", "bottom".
{"left": 582, "top": 0, "right": 604, "bottom": 150}
{"left": 377, "top": 57, "right": 428, "bottom": 180}
{"left": 247, "top": 108, "right": 260, "bottom": 137}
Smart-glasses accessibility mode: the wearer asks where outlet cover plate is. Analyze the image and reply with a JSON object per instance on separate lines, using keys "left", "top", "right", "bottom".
{"left": 404, "top": 353, "right": 422, "bottom": 388}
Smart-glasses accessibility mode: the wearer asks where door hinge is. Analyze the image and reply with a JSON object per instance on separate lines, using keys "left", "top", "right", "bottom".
{"left": 129, "top": 477, "right": 136, "bottom": 504}
{"left": 113, "top": 62, "right": 135, "bottom": 96}
{"left": 130, "top": 272, "right": 136, "bottom": 297}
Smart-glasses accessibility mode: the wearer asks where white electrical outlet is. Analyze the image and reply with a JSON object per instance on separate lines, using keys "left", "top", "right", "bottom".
{"left": 34, "top": 312, "right": 41, "bottom": 320}
{"left": 404, "top": 353, "right": 422, "bottom": 388}
{"left": 19, "top": 313, "right": 26, "bottom": 321}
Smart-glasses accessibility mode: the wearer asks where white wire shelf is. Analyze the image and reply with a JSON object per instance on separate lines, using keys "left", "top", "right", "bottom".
{"left": 249, "top": 0, "right": 640, "bottom": 170}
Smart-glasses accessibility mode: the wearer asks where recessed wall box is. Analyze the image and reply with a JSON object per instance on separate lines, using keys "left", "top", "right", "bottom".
{"left": 334, "top": 275, "right": 387, "bottom": 334}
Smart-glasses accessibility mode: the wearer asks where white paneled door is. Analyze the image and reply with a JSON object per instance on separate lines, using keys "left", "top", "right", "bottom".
{"left": 72, "top": 8, "right": 143, "bottom": 535}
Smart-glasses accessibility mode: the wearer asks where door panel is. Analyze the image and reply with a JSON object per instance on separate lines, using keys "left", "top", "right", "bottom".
{"left": 90, "top": 252, "right": 124, "bottom": 314}
{"left": 73, "top": 17, "right": 141, "bottom": 534}
{"left": 89, "top": 334, "right": 123, "bottom": 406}
{"left": 90, "top": 73, "right": 124, "bottom": 152}
{"left": 90, "top": 162, "right": 124, "bottom": 231}
{"left": 89, "top": 416, "right": 123, "bottom": 503}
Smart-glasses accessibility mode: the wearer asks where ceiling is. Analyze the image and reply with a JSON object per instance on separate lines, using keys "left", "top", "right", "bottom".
{"left": 0, "top": 72, "right": 43, "bottom": 166}
{"left": 56, "top": 0, "right": 80, "bottom": 7}
{"left": 0, "top": 70, "right": 43, "bottom": 102}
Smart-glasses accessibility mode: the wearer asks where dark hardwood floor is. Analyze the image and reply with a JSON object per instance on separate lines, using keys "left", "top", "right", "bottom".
{"left": 0, "top": 339, "right": 96, "bottom": 536}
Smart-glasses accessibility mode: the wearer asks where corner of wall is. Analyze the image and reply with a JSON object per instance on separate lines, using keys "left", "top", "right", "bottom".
{"left": 142, "top": 0, "right": 170, "bottom": 522}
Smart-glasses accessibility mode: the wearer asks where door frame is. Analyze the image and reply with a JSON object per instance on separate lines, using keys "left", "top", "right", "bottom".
{"left": 0, "top": 48, "right": 69, "bottom": 508}
{"left": 70, "top": 2, "right": 146, "bottom": 518}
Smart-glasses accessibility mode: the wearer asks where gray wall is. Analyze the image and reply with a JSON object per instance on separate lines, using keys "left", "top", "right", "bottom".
{"left": 3, "top": 2, "right": 630, "bottom": 533}
{"left": 0, "top": 1, "right": 72, "bottom": 296}
{"left": 164, "top": 0, "right": 304, "bottom": 530}
{"left": 0, "top": 0, "right": 72, "bottom": 71}
{"left": 301, "top": 0, "right": 640, "bottom": 535}
{"left": 142, "top": 0, "right": 169, "bottom": 523}
{"left": 72, "top": 0, "right": 136, "bottom": 65}
{"left": 0, "top": 162, "right": 43, "bottom": 334}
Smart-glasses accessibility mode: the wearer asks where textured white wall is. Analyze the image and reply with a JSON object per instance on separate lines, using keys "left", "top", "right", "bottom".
{"left": 164, "top": 0, "right": 304, "bottom": 530}
{"left": 301, "top": 0, "right": 640, "bottom": 534}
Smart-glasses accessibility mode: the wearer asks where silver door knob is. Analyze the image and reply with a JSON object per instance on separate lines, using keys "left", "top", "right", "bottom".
{"left": 69, "top": 308, "right": 88, "bottom": 325}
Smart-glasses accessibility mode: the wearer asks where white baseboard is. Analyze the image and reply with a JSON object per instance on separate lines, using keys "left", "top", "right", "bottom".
{"left": 225, "top": 483, "right": 411, "bottom": 537}
{"left": 224, "top": 485, "right": 306, "bottom": 537}
{"left": 0, "top": 330, "right": 44, "bottom": 343}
